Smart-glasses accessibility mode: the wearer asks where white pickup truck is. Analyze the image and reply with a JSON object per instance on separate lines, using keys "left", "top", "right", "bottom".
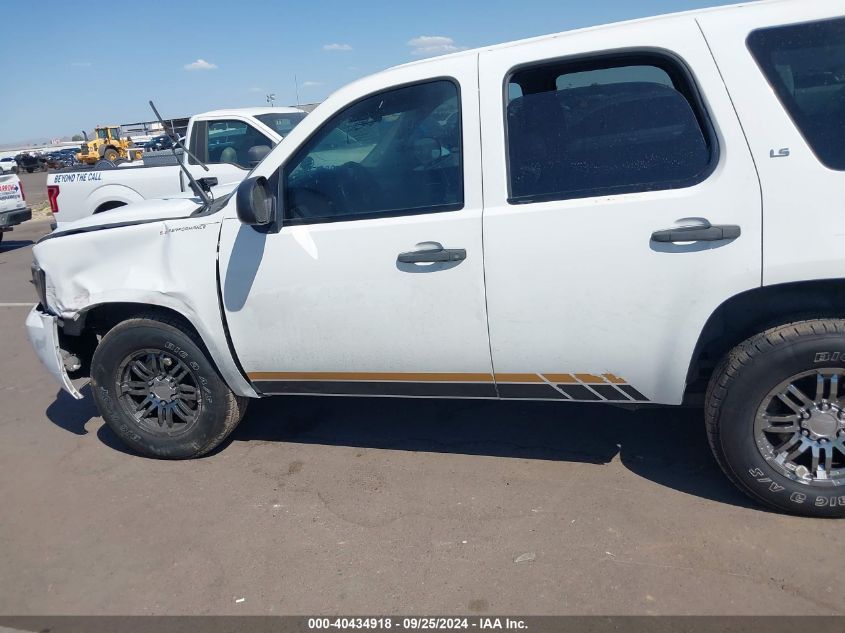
{"left": 46, "top": 107, "right": 307, "bottom": 229}
{"left": 0, "top": 173, "right": 31, "bottom": 242}
{"left": 26, "top": 0, "right": 845, "bottom": 516}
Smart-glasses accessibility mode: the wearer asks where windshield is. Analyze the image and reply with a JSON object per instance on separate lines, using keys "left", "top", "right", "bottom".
{"left": 255, "top": 112, "right": 307, "bottom": 138}
{"left": 96, "top": 129, "right": 108, "bottom": 140}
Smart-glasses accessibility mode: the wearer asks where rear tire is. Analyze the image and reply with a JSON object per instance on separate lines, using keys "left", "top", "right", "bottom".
{"left": 103, "top": 148, "right": 120, "bottom": 162}
{"left": 706, "top": 319, "right": 845, "bottom": 517}
{"left": 91, "top": 316, "right": 248, "bottom": 458}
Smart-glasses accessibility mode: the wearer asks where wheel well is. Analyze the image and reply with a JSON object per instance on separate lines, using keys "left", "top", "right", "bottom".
{"left": 94, "top": 200, "right": 127, "bottom": 214}
{"left": 685, "top": 279, "right": 845, "bottom": 398}
{"left": 60, "top": 303, "right": 206, "bottom": 379}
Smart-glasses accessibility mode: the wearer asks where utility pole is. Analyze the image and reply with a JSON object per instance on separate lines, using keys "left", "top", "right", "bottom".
{"left": 266, "top": 93, "right": 276, "bottom": 107}
{"left": 294, "top": 74, "right": 301, "bottom": 107}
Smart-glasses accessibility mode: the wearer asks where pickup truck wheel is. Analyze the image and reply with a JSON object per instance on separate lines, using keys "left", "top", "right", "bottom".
{"left": 706, "top": 320, "right": 845, "bottom": 517}
{"left": 90, "top": 316, "right": 248, "bottom": 459}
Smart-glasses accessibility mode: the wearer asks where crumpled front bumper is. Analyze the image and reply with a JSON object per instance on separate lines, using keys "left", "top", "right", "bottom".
{"left": 25, "top": 306, "right": 83, "bottom": 400}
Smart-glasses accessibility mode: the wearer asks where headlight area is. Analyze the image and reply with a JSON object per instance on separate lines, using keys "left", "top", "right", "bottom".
{"left": 30, "top": 261, "right": 47, "bottom": 309}
{"left": 30, "top": 261, "right": 95, "bottom": 378}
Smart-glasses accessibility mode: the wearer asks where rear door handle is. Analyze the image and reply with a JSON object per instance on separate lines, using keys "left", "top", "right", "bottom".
{"left": 651, "top": 223, "right": 741, "bottom": 243}
{"left": 397, "top": 247, "right": 466, "bottom": 264}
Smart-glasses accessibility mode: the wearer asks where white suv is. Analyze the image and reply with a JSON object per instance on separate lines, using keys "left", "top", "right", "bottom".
{"left": 26, "top": 0, "right": 845, "bottom": 516}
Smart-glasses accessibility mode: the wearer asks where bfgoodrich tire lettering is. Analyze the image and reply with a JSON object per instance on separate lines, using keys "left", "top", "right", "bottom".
{"left": 91, "top": 316, "right": 247, "bottom": 459}
{"left": 706, "top": 319, "right": 845, "bottom": 517}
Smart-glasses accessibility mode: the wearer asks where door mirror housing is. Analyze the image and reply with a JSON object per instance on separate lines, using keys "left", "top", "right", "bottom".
{"left": 236, "top": 176, "right": 276, "bottom": 227}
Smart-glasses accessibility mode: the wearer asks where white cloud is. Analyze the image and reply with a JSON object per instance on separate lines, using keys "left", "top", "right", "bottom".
{"left": 323, "top": 43, "right": 353, "bottom": 51}
{"left": 407, "top": 35, "right": 466, "bottom": 57}
{"left": 183, "top": 59, "right": 218, "bottom": 71}
{"left": 71, "top": 61, "right": 92, "bottom": 67}
{"left": 248, "top": 87, "right": 265, "bottom": 93}
{"left": 301, "top": 81, "right": 323, "bottom": 88}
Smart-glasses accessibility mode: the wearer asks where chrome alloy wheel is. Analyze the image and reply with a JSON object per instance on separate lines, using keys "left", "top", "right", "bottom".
{"left": 755, "top": 369, "right": 845, "bottom": 486}
{"left": 116, "top": 349, "right": 202, "bottom": 435}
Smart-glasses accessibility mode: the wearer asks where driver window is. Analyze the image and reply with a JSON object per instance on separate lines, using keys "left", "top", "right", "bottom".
{"left": 283, "top": 79, "right": 463, "bottom": 223}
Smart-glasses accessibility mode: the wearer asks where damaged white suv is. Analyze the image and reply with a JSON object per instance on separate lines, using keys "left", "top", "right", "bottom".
{"left": 27, "top": 0, "right": 845, "bottom": 516}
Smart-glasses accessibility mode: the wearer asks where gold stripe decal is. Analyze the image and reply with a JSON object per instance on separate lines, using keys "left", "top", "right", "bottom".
{"left": 541, "top": 373, "right": 579, "bottom": 384}
{"left": 493, "top": 373, "right": 544, "bottom": 383}
{"left": 247, "top": 371, "right": 649, "bottom": 402}
{"left": 602, "top": 373, "right": 626, "bottom": 384}
{"left": 247, "top": 371, "right": 495, "bottom": 383}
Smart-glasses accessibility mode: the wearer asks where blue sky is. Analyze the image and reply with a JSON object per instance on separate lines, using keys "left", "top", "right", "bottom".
{"left": 2, "top": 0, "right": 736, "bottom": 144}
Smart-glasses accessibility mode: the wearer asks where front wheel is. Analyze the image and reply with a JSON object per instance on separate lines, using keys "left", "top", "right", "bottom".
{"left": 706, "top": 320, "right": 845, "bottom": 517}
{"left": 91, "top": 316, "right": 248, "bottom": 458}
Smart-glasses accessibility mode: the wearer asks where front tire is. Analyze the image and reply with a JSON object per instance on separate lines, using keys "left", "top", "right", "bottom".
{"left": 706, "top": 320, "right": 845, "bottom": 517}
{"left": 91, "top": 316, "right": 248, "bottom": 458}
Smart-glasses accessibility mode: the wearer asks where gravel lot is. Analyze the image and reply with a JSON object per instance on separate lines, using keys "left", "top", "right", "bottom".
{"left": 0, "top": 211, "right": 842, "bottom": 615}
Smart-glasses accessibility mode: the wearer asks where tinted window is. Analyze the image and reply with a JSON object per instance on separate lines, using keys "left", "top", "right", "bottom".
{"left": 283, "top": 80, "right": 462, "bottom": 224}
{"left": 506, "top": 56, "right": 713, "bottom": 203}
{"left": 255, "top": 112, "right": 307, "bottom": 138}
{"left": 748, "top": 17, "right": 845, "bottom": 170}
{"left": 193, "top": 119, "right": 273, "bottom": 168}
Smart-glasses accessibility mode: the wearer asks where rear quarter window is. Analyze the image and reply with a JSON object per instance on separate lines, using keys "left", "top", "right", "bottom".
{"left": 748, "top": 17, "right": 845, "bottom": 171}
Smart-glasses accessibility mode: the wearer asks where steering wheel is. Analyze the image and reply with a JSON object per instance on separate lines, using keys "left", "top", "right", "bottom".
{"left": 337, "top": 162, "right": 381, "bottom": 211}
{"left": 288, "top": 187, "right": 336, "bottom": 220}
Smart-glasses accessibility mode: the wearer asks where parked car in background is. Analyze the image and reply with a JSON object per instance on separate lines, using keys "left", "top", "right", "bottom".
{"left": 0, "top": 172, "right": 31, "bottom": 243}
{"left": 46, "top": 106, "right": 307, "bottom": 229}
{"left": 15, "top": 154, "right": 41, "bottom": 173}
{"left": 27, "top": 0, "right": 845, "bottom": 516}
{"left": 45, "top": 153, "right": 70, "bottom": 170}
{"left": 0, "top": 157, "right": 17, "bottom": 173}
{"left": 143, "top": 135, "right": 175, "bottom": 152}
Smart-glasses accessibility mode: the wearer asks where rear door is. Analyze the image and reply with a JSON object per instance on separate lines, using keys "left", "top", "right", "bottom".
{"left": 698, "top": 1, "right": 845, "bottom": 286}
{"left": 479, "top": 15, "right": 762, "bottom": 404}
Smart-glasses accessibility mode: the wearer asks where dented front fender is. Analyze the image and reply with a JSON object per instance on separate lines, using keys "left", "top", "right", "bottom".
{"left": 32, "top": 211, "right": 258, "bottom": 399}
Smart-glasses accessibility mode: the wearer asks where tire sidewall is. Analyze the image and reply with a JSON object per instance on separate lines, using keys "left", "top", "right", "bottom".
{"left": 92, "top": 320, "right": 231, "bottom": 459}
{"left": 719, "top": 331, "right": 845, "bottom": 516}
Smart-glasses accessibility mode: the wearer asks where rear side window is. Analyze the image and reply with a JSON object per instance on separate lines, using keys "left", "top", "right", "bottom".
{"left": 506, "top": 54, "right": 715, "bottom": 203}
{"left": 190, "top": 119, "right": 273, "bottom": 169}
{"left": 748, "top": 17, "right": 845, "bottom": 171}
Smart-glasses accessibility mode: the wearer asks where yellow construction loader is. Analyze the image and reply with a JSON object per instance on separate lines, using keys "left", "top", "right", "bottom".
{"left": 76, "top": 126, "right": 142, "bottom": 165}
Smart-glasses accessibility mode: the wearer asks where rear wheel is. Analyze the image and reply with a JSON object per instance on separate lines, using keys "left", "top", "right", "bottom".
{"left": 91, "top": 316, "right": 248, "bottom": 458}
{"left": 706, "top": 319, "right": 845, "bottom": 517}
{"left": 103, "top": 147, "right": 120, "bottom": 162}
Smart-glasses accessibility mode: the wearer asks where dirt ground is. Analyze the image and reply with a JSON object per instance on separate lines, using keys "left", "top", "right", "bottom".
{"left": 0, "top": 216, "right": 842, "bottom": 616}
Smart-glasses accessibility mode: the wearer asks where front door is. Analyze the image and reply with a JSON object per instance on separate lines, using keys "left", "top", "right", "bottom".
{"left": 219, "top": 58, "right": 496, "bottom": 397}
{"left": 479, "top": 17, "right": 762, "bottom": 404}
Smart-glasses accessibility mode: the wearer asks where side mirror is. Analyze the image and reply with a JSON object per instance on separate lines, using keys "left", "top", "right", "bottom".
{"left": 247, "top": 145, "right": 271, "bottom": 167}
{"left": 236, "top": 176, "right": 275, "bottom": 226}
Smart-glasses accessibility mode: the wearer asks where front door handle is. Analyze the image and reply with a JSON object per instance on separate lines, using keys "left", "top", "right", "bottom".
{"left": 651, "top": 222, "right": 741, "bottom": 243}
{"left": 397, "top": 247, "right": 466, "bottom": 264}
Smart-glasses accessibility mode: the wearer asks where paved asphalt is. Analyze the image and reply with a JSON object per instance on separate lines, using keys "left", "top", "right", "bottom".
{"left": 0, "top": 178, "right": 842, "bottom": 615}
